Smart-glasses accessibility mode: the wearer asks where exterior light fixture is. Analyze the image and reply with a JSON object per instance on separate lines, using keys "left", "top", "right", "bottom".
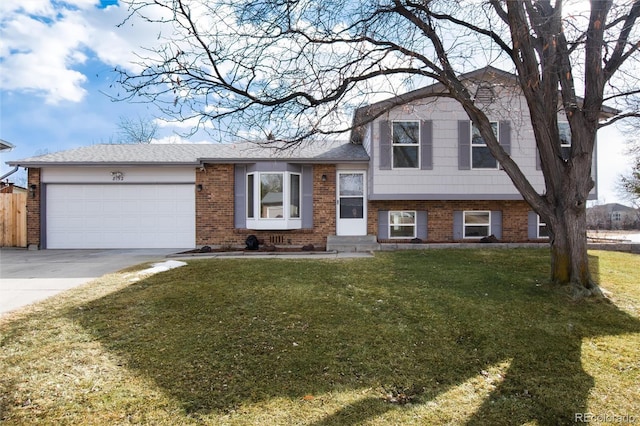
{"left": 196, "top": 184, "right": 203, "bottom": 192}
{"left": 29, "top": 184, "right": 37, "bottom": 198}
{"left": 321, "top": 174, "right": 327, "bottom": 182}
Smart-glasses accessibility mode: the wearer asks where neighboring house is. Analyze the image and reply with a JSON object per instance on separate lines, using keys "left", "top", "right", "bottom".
{"left": 0, "top": 139, "right": 15, "bottom": 152}
{"left": 6, "top": 67, "right": 610, "bottom": 250}
{"left": 588, "top": 203, "right": 639, "bottom": 230}
{"left": 0, "top": 183, "right": 27, "bottom": 194}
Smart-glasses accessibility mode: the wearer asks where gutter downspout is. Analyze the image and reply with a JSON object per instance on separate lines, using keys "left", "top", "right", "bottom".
{"left": 0, "top": 165, "right": 19, "bottom": 181}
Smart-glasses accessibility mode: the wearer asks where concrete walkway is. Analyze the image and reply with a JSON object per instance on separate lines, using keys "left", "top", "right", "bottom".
{"left": 169, "top": 251, "right": 374, "bottom": 260}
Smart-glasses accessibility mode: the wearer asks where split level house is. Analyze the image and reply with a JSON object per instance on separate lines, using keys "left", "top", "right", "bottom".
{"left": 7, "top": 67, "right": 610, "bottom": 250}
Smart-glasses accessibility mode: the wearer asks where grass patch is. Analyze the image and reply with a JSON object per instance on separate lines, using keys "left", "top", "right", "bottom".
{"left": 1, "top": 249, "right": 639, "bottom": 425}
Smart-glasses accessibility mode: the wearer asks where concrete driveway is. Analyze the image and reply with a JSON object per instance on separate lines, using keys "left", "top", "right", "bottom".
{"left": 0, "top": 248, "right": 180, "bottom": 316}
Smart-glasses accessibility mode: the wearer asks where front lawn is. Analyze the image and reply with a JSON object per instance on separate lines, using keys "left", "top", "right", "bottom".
{"left": 1, "top": 249, "right": 638, "bottom": 425}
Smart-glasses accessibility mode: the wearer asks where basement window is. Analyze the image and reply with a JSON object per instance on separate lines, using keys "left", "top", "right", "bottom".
{"left": 463, "top": 211, "right": 491, "bottom": 238}
{"left": 537, "top": 215, "right": 549, "bottom": 239}
{"left": 389, "top": 211, "right": 416, "bottom": 239}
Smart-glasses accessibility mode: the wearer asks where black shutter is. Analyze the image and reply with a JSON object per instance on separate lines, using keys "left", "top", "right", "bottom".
{"left": 379, "top": 121, "right": 391, "bottom": 170}
{"left": 234, "top": 165, "right": 246, "bottom": 228}
{"left": 378, "top": 210, "right": 389, "bottom": 239}
{"left": 499, "top": 121, "right": 511, "bottom": 155}
{"left": 458, "top": 121, "right": 471, "bottom": 170}
{"left": 421, "top": 120, "right": 433, "bottom": 170}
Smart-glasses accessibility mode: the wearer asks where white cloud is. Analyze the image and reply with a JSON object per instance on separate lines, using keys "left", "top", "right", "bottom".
{"left": 596, "top": 125, "right": 633, "bottom": 204}
{"left": 0, "top": 0, "right": 169, "bottom": 104}
{"left": 0, "top": 7, "right": 92, "bottom": 103}
{"left": 0, "top": 0, "right": 54, "bottom": 17}
{"left": 83, "top": 3, "right": 173, "bottom": 72}
{"left": 155, "top": 116, "right": 215, "bottom": 131}
{"left": 151, "top": 135, "right": 212, "bottom": 144}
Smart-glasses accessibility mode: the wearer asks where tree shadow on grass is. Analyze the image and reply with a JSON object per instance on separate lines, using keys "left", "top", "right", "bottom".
{"left": 68, "top": 251, "right": 640, "bottom": 424}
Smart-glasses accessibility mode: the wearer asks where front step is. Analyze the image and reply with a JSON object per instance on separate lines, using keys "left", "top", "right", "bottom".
{"left": 326, "top": 235, "right": 380, "bottom": 252}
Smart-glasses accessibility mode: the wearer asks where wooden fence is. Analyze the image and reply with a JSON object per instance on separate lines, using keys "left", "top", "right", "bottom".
{"left": 0, "top": 193, "right": 27, "bottom": 247}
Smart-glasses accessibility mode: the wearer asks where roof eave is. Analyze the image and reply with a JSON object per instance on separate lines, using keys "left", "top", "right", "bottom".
{"left": 6, "top": 161, "right": 202, "bottom": 167}
{"left": 7, "top": 158, "right": 370, "bottom": 167}
{"left": 198, "top": 158, "right": 370, "bottom": 164}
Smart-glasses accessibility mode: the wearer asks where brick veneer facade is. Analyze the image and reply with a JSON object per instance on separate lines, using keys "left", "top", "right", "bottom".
{"left": 195, "top": 165, "right": 537, "bottom": 246}
{"left": 369, "top": 199, "right": 535, "bottom": 243}
{"left": 26, "top": 168, "right": 41, "bottom": 248}
{"left": 195, "top": 163, "right": 338, "bottom": 248}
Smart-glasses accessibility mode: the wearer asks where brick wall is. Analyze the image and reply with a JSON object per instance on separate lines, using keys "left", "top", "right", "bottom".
{"left": 26, "top": 168, "right": 41, "bottom": 248}
{"left": 196, "top": 164, "right": 537, "bottom": 247}
{"left": 370, "top": 199, "right": 533, "bottom": 242}
{"left": 195, "top": 164, "right": 337, "bottom": 248}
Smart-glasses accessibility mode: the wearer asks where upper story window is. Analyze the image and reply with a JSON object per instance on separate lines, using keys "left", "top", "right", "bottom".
{"left": 392, "top": 121, "right": 420, "bottom": 168}
{"left": 559, "top": 122, "right": 571, "bottom": 160}
{"left": 471, "top": 122, "right": 499, "bottom": 169}
{"left": 247, "top": 171, "right": 301, "bottom": 230}
{"left": 463, "top": 211, "right": 491, "bottom": 238}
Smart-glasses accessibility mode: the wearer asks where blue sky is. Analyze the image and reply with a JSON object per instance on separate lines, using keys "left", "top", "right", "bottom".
{"left": 0, "top": 0, "right": 633, "bottom": 204}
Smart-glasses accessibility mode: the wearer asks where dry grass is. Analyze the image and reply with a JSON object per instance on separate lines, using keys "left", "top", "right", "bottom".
{"left": 1, "top": 249, "right": 639, "bottom": 425}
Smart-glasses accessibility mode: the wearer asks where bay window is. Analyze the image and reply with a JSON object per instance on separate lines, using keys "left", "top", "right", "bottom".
{"left": 246, "top": 171, "right": 301, "bottom": 229}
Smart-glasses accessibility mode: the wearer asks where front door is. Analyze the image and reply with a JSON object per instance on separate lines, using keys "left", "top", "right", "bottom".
{"left": 336, "top": 171, "right": 367, "bottom": 236}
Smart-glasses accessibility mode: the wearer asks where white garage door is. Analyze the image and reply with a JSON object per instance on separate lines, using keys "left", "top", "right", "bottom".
{"left": 46, "top": 184, "right": 195, "bottom": 249}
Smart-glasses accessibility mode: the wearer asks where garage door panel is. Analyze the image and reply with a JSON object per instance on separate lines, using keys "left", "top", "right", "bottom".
{"left": 46, "top": 184, "right": 195, "bottom": 249}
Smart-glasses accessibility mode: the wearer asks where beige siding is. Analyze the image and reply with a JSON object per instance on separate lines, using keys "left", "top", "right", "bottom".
{"left": 368, "top": 93, "right": 551, "bottom": 198}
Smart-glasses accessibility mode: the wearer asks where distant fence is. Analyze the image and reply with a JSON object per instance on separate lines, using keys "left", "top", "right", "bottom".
{"left": 0, "top": 193, "right": 27, "bottom": 247}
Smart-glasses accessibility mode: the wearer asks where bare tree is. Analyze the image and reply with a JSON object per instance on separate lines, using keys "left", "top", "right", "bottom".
{"left": 116, "top": 0, "right": 640, "bottom": 298}
{"left": 620, "top": 155, "right": 640, "bottom": 203}
{"left": 116, "top": 115, "right": 158, "bottom": 144}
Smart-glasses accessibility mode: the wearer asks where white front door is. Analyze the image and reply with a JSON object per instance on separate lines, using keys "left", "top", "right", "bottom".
{"left": 336, "top": 171, "right": 367, "bottom": 236}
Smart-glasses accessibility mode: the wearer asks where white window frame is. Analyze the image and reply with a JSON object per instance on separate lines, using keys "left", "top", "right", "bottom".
{"left": 558, "top": 122, "right": 571, "bottom": 160}
{"left": 471, "top": 121, "right": 499, "bottom": 170}
{"left": 537, "top": 215, "right": 549, "bottom": 239}
{"left": 463, "top": 211, "right": 491, "bottom": 239}
{"left": 246, "top": 171, "right": 302, "bottom": 230}
{"left": 392, "top": 120, "right": 420, "bottom": 169}
{"left": 389, "top": 211, "right": 417, "bottom": 239}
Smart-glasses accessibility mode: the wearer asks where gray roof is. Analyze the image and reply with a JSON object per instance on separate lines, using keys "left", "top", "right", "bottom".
{"left": 7, "top": 140, "right": 368, "bottom": 167}
{"left": 588, "top": 203, "right": 638, "bottom": 214}
{"left": 350, "top": 66, "right": 620, "bottom": 143}
{"left": 0, "top": 139, "right": 15, "bottom": 152}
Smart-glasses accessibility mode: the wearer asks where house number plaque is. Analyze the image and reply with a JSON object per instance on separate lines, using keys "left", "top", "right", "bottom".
{"left": 111, "top": 171, "right": 125, "bottom": 181}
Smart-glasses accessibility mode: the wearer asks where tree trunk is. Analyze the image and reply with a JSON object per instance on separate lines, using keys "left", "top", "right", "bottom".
{"left": 549, "top": 200, "right": 603, "bottom": 300}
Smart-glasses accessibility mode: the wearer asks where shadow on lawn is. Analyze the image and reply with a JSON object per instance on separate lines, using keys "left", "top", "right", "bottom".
{"left": 69, "top": 252, "right": 640, "bottom": 425}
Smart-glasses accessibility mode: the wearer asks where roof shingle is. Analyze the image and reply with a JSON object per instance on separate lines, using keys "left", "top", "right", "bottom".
{"left": 7, "top": 140, "right": 368, "bottom": 166}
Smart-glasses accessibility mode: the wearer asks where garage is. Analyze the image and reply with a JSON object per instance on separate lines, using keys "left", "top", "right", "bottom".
{"left": 45, "top": 183, "right": 195, "bottom": 249}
